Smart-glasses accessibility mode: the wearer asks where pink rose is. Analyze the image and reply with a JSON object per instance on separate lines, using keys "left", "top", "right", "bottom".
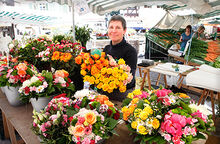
{"left": 50, "top": 114, "right": 58, "bottom": 121}
{"left": 40, "top": 124, "right": 47, "bottom": 132}
{"left": 82, "top": 137, "right": 91, "bottom": 144}
{"left": 191, "top": 127, "right": 197, "bottom": 136}
{"left": 84, "top": 125, "right": 92, "bottom": 135}
{"left": 171, "top": 114, "right": 186, "bottom": 127}
{"left": 33, "top": 122, "right": 37, "bottom": 127}
{"left": 164, "top": 134, "right": 171, "bottom": 141}
{"left": 183, "top": 126, "right": 191, "bottom": 136}
{"left": 77, "top": 116, "right": 85, "bottom": 124}
{"left": 43, "top": 81, "right": 48, "bottom": 88}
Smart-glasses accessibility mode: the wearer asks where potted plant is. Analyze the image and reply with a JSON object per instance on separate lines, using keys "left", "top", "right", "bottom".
{"left": 32, "top": 89, "right": 121, "bottom": 143}
{"left": 74, "top": 25, "right": 92, "bottom": 48}
{"left": 3, "top": 62, "right": 37, "bottom": 106}
{"left": 121, "top": 88, "right": 215, "bottom": 144}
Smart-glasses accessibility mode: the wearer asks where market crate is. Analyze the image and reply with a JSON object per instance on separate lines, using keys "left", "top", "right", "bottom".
{"left": 156, "top": 38, "right": 170, "bottom": 49}
{"left": 146, "top": 33, "right": 158, "bottom": 43}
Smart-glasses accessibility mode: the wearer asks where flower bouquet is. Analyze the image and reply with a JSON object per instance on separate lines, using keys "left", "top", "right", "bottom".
{"left": 19, "top": 69, "right": 75, "bottom": 103}
{"left": 0, "top": 63, "right": 9, "bottom": 87}
{"left": 32, "top": 89, "right": 121, "bottom": 143}
{"left": 75, "top": 52, "right": 133, "bottom": 93}
{"left": 121, "top": 88, "right": 215, "bottom": 144}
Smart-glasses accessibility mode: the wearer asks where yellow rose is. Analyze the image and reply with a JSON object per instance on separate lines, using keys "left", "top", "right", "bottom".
{"left": 102, "top": 83, "right": 109, "bottom": 92}
{"left": 109, "top": 81, "right": 116, "bottom": 89}
{"left": 80, "top": 69, "right": 87, "bottom": 76}
{"left": 101, "top": 67, "right": 107, "bottom": 75}
{"left": 129, "top": 104, "right": 137, "bottom": 113}
{"left": 152, "top": 118, "right": 160, "bottom": 129}
{"left": 127, "top": 93, "right": 134, "bottom": 99}
{"left": 99, "top": 75, "right": 105, "bottom": 82}
{"left": 121, "top": 106, "right": 129, "bottom": 113}
{"left": 133, "top": 89, "right": 142, "bottom": 96}
{"left": 107, "top": 88, "right": 114, "bottom": 93}
{"left": 97, "top": 82, "right": 103, "bottom": 89}
{"left": 143, "top": 106, "right": 153, "bottom": 115}
{"left": 85, "top": 111, "right": 96, "bottom": 125}
{"left": 119, "top": 85, "right": 126, "bottom": 93}
{"left": 107, "top": 68, "right": 113, "bottom": 75}
{"left": 134, "top": 108, "right": 142, "bottom": 118}
{"left": 139, "top": 111, "right": 149, "bottom": 120}
{"left": 131, "top": 121, "right": 138, "bottom": 129}
{"left": 112, "top": 70, "right": 118, "bottom": 78}
{"left": 103, "top": 78, "right": 110, "bottom": 84}
{"left": 113, "top": 67, "right": 119, "bottom": 71}
{"left": 89, "top": 76, "right": 95, "bottom": 84}
{"left": 118, "top": 58, "right": 125, "bottom": 65}
{"left": 114, "top": 79, "right": 120, "bottom": 85}
{"left": 137, "top": 125, "right": 148, "bottom": 135}
{"left": 131, "top": 98, "right": 139, "bottom": 104}
{"left": 95, "top": 79, "right": 99, "bottom": 84}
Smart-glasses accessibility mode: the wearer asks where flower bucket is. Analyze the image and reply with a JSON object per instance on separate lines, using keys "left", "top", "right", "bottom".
{"left": 4, "top": 86, "right": 23, "bottom": 106}
{"left": 1, "top": 86, "right": 6, "bottom": 94}
{"left": 30, "top": 96, "right": 53, "bottom": 112}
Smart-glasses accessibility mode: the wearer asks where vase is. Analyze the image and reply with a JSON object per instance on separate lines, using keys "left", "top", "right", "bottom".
{"left": 1, "top": 86, "right": 6, "bottom": 94}
{"left": 4, "top": 86, "right": 23, "bottom": 106}
{"left": 30, "top": 96, "right": 53, "bottom": 112}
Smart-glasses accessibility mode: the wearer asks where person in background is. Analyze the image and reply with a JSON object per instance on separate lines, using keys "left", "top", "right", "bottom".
{"left": 179, "top": 25, "right": 192, "bottom": 52}
{"left": 103, "top": 15, "right": 137, "bottom": 101}
{"left": 193, "top": 25, "right": 206, "bottom": 40}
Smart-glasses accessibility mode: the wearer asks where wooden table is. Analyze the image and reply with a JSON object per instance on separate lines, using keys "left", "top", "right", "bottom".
{"left": 168, "top": 54, "right": 201, "bottom": 66}
{"left": 0, "top": 90, "right": 40, "bottom": 144}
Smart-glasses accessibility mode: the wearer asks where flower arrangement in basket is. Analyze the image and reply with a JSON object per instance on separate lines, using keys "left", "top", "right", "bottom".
{"left": 17, "top": 37, "right": 53, "bottom": 72}
{"left": 5, "top": 62, "right": 38, "bottom": 87}
{"left": 75, "top": 52, "right": 133, "bottom": 93}
{"left": 19, "top": 69, "right": 75, "bottom": 103}
{"left": 32, "top": 89, "right": 121, "bottom": 144}
{"left": 121, "top": 88, "right": 215, "bottom": 144}
{"left": 50, "top": 40, "right": 83, "bottom": 75}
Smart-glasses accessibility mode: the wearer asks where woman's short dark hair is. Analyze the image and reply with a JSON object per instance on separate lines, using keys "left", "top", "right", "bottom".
{"left": 186, "top": 25, "right": 192, "bottom": 32}
{"left": 108, "top": 15, "right": 126, "bottom": 30}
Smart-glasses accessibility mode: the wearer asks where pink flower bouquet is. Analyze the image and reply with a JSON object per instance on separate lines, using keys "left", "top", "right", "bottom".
{"left": 122, "top": 88, "right": 215, "bottom": 144}
{"left": 32, "top": 90, "right": 121, "bottom": 143}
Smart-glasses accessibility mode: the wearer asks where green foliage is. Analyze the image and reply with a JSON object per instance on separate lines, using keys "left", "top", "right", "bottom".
{"left": 74, "top": 25, "right": 92, "bottom": 47}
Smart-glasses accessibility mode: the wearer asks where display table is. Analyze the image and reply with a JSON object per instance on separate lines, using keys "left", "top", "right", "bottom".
{"left": 0, "top": 90, "right": 40, "bottom": 144}
{"left": 140, "top": 63, "right": 193, "bottom": 90}
{"left": 168, "top": 54, "right": 201, "bottom": 66}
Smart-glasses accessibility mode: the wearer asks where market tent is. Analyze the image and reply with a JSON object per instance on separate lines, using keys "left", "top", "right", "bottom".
{"left": 153, "top": 12, "right": 200, "bottom": 30}
{"left": 86, "top": 0, "right": 220, "bottom": 15}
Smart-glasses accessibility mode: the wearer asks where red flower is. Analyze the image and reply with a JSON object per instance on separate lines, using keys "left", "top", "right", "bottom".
{"left": 68, "top": 116, "right": 73, "bottom": 122}
{"left": 66, "top": 83, "right": 69, "bottom": 87}
{"left": 38, "top": 76, "right": 44, "bottom": 81}
{"left": 67, "top": 78, "right": 72, "bottom": 83}
{"left": 24, "top": 86, "right": 30, "bottom": 94}
{"left": 113, "top": 110, "right": 120, "bottom": 120}
{"left": 74, "top": 104, "right": 80, "bottom": 109}
{"left": 89, "top": 104, "right": 94, "bottom": 110}
{"left": 107, "top": 109, "right": 113, "bottom": 117}
{"left": 90, "top": 140, "right": 95, "bottom": 144}
{"left": 53, "top": 93, "right": 66, "bottom": 99}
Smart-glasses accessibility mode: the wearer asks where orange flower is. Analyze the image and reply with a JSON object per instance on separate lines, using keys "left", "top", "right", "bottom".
{"left": 73, "top": 124, "right": 85, "bottom": 137}
{"left": 16, "top": 63, "right": 27, "bottom": 71}
{"left": 81, "top": 63, "right": 87, "bottom": 70}
{"left": 85, "top": 111, "right": 96, "bottom": 125}
{"left": 92, "top": 54, "right": 100, "bottom": 60}
{"left": 123, "top": 111, "right": 130, "bottom": 121}
{"left": 96, "top": 95, "right": 109, "bottom": 104}
{"left": 101, "top": 52, "right": 105, "bottom": 57}
{"left": 11, "top": 58, "right": 18, "bottom": 63}
{"left": 88, "top": 58, "right": 94, "bottom": 65}
{"left": 91, "top": 65, "right": 99, "bottom": 76}
{"left": 95, "top": 60, "right": 101, "bottom": 65}
{"left": 60, "top": 53, "right": 72, "bottom": 62}
{"left": 51, "top": 51, "right": 60, "bottom": 60}
{"left": 104, "top": 100, "right": 114, "bottom": 107}
{"left": 17, "top": 70, "right": 26, "bottom": 76}
{"left": 80, "top": 70, "right": 87, "bottom": 76}
{"left": 103, "top": 60, "right": 109, "bottom": 67}
{"left": 75, "top": 56, "right": 82, "bottom": 64}
{"left": 83, "top": 53, "right": 90, "bottom": 59}
{"left": 87, "top": 65, "right": 91, "bottom": 71}
{"left": 54, "top": 70, "right": 69, "bottom": 78}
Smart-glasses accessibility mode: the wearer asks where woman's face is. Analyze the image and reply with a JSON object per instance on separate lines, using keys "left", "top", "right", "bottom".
{"left": 108, "top": 20, "right": 126, "bottom": 45}
{"left": 198, "top": 28, "right": 205, "bottom": 34}
{"left": 186, "top": 28, "right": 191, "bottom": 33}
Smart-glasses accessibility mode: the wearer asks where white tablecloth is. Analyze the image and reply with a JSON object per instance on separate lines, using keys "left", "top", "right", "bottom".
{"left": 186, "top": 64, "right": 220, "bottom": 92}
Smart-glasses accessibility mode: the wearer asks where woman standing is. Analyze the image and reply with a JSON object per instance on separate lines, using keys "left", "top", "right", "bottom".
{"left": 103, "top": 15, "right": 137, "bottom": 101}
{"left": 193, "top": 25, "right": 206, "bottom": 40}
{"left": 179, "top": 25, "right": 192, "bottom": 52}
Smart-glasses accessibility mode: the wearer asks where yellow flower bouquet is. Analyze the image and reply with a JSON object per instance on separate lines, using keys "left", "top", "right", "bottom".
{"left": 75, "top": 52, "right": 133, "bottom": 93}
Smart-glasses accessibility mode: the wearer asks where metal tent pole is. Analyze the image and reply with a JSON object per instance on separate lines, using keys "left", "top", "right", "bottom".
{"left": 72, "top": 2, "right": 76, "bottom": 43}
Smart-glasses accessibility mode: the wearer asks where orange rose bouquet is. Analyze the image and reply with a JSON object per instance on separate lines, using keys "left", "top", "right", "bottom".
{"left": 75, "top": 52, "right": 133, "bottom": 93}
